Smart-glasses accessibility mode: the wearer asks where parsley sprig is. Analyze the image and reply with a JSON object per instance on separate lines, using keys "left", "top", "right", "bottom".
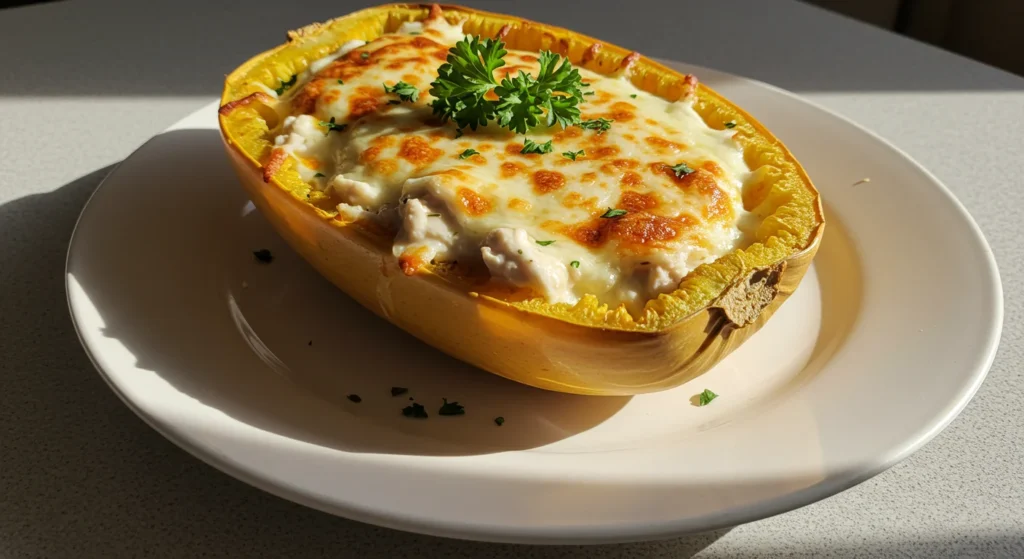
{"left": 429, "top": 36, "right": 588, "bottom": 134}
{"left": 670, "top": 162, "right": 695, "bottom": 177}
{"left": 438, "top": 398, "right": 465, "bottom": 416}
{"left": 383, "top": 81, "right": 419, "bottom": 103}
{"left": 319, "top": 117, "right": 347, "bottom": 134}
{"left": 698, "top": 389, "right": 718, "bottom": 406}
{"left": 520, "top": 139, "right": 553, "bottom": 155}
{"left": 578, "top": 118, "right": 612, "bottom": 133}
{"left": 274, "top": 75, "right": 297, "bottom": 96}
{"left": 402, "top": 402, "right": 428, "bottom": 418}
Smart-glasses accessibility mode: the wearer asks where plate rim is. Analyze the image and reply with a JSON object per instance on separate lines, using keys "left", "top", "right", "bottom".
{"left": 65, "top": 62, "right": 1004, "bottom": 544}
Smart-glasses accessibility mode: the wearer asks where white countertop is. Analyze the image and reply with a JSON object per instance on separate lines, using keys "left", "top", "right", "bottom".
{"left": 1, "top": 0, "right": 1022, "bottom": 556}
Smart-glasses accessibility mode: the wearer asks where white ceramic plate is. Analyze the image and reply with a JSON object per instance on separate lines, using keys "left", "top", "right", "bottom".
{"left": 66, "top": 61, "right": 1002, "bottom": 544}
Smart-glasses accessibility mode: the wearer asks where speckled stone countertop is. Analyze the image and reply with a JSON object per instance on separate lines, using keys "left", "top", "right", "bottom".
{"left": 1, "top": 0, "right": 1022, "bottom": 556}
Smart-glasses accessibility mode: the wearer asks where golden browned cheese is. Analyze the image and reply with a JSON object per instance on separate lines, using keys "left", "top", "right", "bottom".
{"left": 217, "top": 4, "right": 824, "bottom": 395}
{"left": 248, "top": 15, "right": 760, "bottom": 312}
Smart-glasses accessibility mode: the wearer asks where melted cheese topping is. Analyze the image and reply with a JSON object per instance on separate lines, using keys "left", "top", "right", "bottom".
{"left": 271, "top": 16, "right": 756, "bottom": 314}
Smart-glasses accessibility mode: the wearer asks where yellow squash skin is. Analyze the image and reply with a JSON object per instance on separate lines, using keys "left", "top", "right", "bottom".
{"left": 218, "top": 3, "right": 825, "bottom": 395}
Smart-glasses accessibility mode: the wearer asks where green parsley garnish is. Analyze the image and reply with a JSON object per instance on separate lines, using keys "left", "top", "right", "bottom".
{"left": 337, "top": 79, "right": 344, "bottom": 85}
{"left": 724, "top": 121, "right": 736, "bottom": 129}
{"left": 253, "top": 249, "right": 273, "bottom": 263}
{"left": 360, "top": 52, "right": 370, "bottom": 60}
{"left": 698, "top": 389, "right": 718, "bottom": 406}
{"left": 630, "top": 94, "right": 638, "bottom": 99}
{"left": 578, "top": 118, "right": 613, "bottom": 133}
{"left": 459, "top": 148, "right": 480, "bottom": 159}
{"left": 494, "top": 416, "right": 505, "bottom": 426}
{"left": 274, "top": 74, "right": 297, "bottom": 96}
{"left": 520, "top": 139, "right": 553, "bottom": 155}
{"left": 347, "top": 394, "right": 362, "bottom": 403}
{"left": 600, "top": 208, "right": 627, "bottom": 218}
{"left": 535, "top": 240, "right": 555, "bottom": 246}
{"left": 402, "top": 402, "right": 428, "bottom": 418}
{"left": 319, "top": 117, "right": 347, "bottom": 134}
{"left": 670, "top": 162, "right": 695, "bottom": 177}
{"left": 428, "top": 35, "right": 587, "bottom": 133}
{"left": 570, "top": 260, "right": 580, "bottom": 269}
{"left": 313, "top": 172, "right": 325, "bottom": 178}
{"left": 390, "top": 387, "right": 408, "bottom": 397}
{"left": 438, "top": 398, "right": 465, "bottom": 416}
{"left": 562, "top": 149, "right": 585, "bottom": 161}
{"left": 383, "top": 81, "right": 419, "bottom": 103}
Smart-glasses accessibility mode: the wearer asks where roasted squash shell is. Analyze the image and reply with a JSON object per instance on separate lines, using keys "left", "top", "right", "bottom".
{"left": 218, "top": 3, "right": 825, "bottom": 395}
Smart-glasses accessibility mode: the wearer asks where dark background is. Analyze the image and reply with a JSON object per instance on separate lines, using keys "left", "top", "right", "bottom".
{"left": 4, "top": 0, "right": 1023, "bottom": 78}
{"left": 809, "top": 0, "right": 1024, "bottom": 78}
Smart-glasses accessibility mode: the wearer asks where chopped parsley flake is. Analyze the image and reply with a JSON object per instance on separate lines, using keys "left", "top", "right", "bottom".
{"left": 438, "top": 398, "right": 465, "bottom": 416}
{"left": 724, "top": 121, "right": 736, "bottom": 129}
{"left": 402, "top": 402, "right": 428, "bottom": 418}
{"left": 578, "top": 118, "right": 612, "bottom": 133}
{"left": 253, "top": 249, "right": 273, "bottom": 263}
{"left": 319, "top": 117, "right": 347, "bottom": 134}
{"left": 337, "top": 79, "right": 344, "bottom": 85}
{"left": 520, "top": 138, "right": 553, "bottom": 155}
{"left": 670, "top": 162, "right": 695, "bottom": 177}
{"left": 313, "top": 172, "right": 325, "bottom": 178}
{"left": 360, "top": 52, "right": 370, "bottom": 60}
{"left": 347, "top": 394, "right": 362, "bottom": 403}
{"left": 383, "top": 80, "right": 420, "bottom": 103}
{"left": 562, "top": 149, "right": 585, "bottom": 161}
{"left": 274, "top": 74, "right": 297, "bottom": 96}
{"left": 494, "top": 416, "right": 505, "bottom": 426}
{"left": 390, "top": 387, "right": 409, "bottom": 397}
{"left": 459, "top": 148, "right": 480, "bottom": 159}
{"left": 570, "top": 260, "right": 580, "bottom": 269}
{"left": 630, "top": 94, "right": 638, "bottom": 99}
{"left": 698, "top": 389, "right": 718, "bottom": 406}
{"left": 535, "top": 240, "right": 555, "bottom": 246}
{"left": 600, "top": 208, "right": 627, "bottom": 219}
